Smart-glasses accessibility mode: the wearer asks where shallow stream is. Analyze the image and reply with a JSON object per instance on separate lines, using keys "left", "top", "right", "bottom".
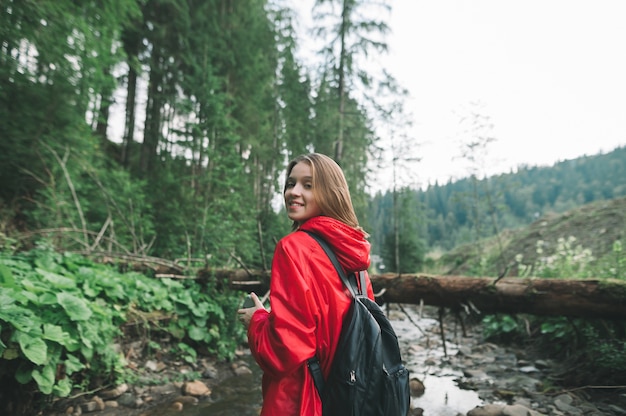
{"left": 153, "top": 304, "right": 484, "bottom": 415}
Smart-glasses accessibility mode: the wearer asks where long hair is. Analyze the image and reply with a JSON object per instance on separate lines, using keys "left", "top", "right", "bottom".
{"left": 285, "top": 153, "right": 365, "bottom": 234}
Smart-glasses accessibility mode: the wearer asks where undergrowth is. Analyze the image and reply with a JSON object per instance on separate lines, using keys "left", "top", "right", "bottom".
{"left": 480, "top": 237, "right": 626, "bottom": 385}
{"left": 0, "top": 242, "right": 245, "bottom": 411}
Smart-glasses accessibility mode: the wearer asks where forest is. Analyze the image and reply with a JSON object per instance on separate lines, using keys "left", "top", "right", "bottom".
{"left": 2, "top": 0, "right": 625, "bottom": 273}
{"left": 1, "top": 0, "right": 625, "bottom": 414}
{"left": 0, "top": 0, "right": 400, "bottom": 270}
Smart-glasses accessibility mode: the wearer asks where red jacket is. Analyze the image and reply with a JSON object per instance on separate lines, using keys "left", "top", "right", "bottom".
{"left": 248, "top": 216, "right": 373, "bottom": 416}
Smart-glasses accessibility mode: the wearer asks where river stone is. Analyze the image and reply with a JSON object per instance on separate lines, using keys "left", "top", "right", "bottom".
{"left": 554, "top": 394, "right": 582, "bottom": 416}
{"left": 409, "top": 377, "right": 425, "bottom": 397}
{"left": 468, "top": 403, "right": 546, "bottom": 416}
{"left": 463, "top": 368, "right": 489, "bottom": 380}
{"left": 518, "top": 365, "right": 539, "bottom": 373}
{"left": 183, "top": 380, "right": 211, "bottom": 396}
{"left": 501, "top": 374, "right": 540, "bottom": 391}
{"left": 99, "top": 383, "right": 129, "bottom": 399}
{"left": 117, "top": 392, "right": 140, "bottom": 408}
{"left": 502, "top": 404, "right": 546, "bottom": 416}
{"left": 103, "top": 400, "right": 118, "bottom": 408}
{"left": 608, "top": 404, "right": 626, "bottom": 414}
{"left": 467, "top": 404, "right": 506, "bottom": 416}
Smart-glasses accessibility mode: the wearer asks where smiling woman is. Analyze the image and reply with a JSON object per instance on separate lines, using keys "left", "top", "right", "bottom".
{"left": 283, "top": 153, "right": 361, "bottom": 231}
{"left": 236, "top": 153, "right": 374, "bottom": 416}
{"left": 284, "top": 161, "right": 322, "bottom": 226}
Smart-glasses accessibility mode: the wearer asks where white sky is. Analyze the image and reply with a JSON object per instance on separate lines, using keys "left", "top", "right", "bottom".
{"left": 291, "top": 0, "right": 626, "bottom": 191}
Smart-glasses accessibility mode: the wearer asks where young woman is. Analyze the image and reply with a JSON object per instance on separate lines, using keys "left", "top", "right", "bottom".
{"left": 237, "top": 153, "right": 374, "bottom": 416}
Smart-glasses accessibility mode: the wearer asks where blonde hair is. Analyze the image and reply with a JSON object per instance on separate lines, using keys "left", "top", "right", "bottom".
{"left": 285, "top": 153, "right": 365, "bottom": 234}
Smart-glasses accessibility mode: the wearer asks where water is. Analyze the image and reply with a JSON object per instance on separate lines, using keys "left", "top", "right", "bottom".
{"left": 150, "top": 304, "right": 483, "bottom": 415}
{"left": 393, "top": 304, "right": 484, "bottom": 415}
{"left": 180, "top": 362, "right": 263, "bottom": 415}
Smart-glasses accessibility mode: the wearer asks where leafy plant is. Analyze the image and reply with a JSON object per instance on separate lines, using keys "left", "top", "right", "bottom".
{"left": 482, "top": 315, "right": 521, "bottom": 341}
{"left": 0, "top": 246, "right": 243, "bottom": 401}
{"left": 480, "top": 236, "right": 626, "bottom": 383}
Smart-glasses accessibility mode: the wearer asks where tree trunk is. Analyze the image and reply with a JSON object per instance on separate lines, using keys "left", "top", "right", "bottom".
{"left": 216, "top": 269, "right": 626, "bottom": 320}
{"left": 370, "top": 273, "right": 626, "bottom": 320}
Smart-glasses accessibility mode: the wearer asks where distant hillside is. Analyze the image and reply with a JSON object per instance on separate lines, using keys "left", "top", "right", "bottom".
{"left": 368, "top": 145, "right": 626, "bottom": 270}
{"left": 437, "top": 196, "right": 626, "bottom": 276}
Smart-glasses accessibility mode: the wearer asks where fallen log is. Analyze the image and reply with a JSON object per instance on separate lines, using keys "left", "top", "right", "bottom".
{"left": 212, "top": 268, "right": 626, "bottom": 320}
{"left": 370, "top": 273, "right": 626, "bottom": 320}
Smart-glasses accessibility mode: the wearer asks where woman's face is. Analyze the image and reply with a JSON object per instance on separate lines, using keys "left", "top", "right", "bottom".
{"left": 284, "top": 161, "right": 322, "bottom": 225}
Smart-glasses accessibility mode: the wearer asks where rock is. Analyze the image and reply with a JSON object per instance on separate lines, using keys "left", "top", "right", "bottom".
{"left": 117, "top": 392, "right": 142, "bottom": 408}
{"left": 232, "top": 361, "right": 253, "bottom": 376}
{"left": 457, "top": 345, "right": 472, "bottom": 356}
{"left": 201, "top": 361, "right": 219, "bottom": 379}
{"left": 608, "top": 404, "right": 626, "bottom": 415}
{"left": 533, "top": 359, "right": 551, "bottom": 369}
{"left": 183, "top": 380, "right": 211, "bottom": 397}
{"left": 79, "top": 401, "right": 99, "bottom": 413}
{"left": 99, "top": 383, "right": 129, "bottom": 400}
{"left": 467, "top": 404, "right": 506, "bottom": 416}
{"left": 150, "top": 383, "right": 178, "bottom": 396}
{"left": 424, "top": 357, "right": 437, "bottom": 366}
{"left": 409, "top": 377, "right": 425, "bottom": 397}
{"left": 502, "top": 404, "right": 546, "bottom": 416}
{"left": 173, "top": 395, "right": 199, "bottom": 405}
{"left": 408, "top": 407, "right": 424, "bottom": 415}
{"left": 463, "top": 369, "right": 489, "bottom": 380}
{"left": 468, "top": 403, "right": 546, "bottom": 416}
{"left": 104, "top": 400, "right": 118, "bottom": 408}
{"left": 168, "top": 401, "right": 184, "bottom": 411}
{"left": 554, "top": 393, "right": 582, "bottom": 415}
{"left": 92, "top": 396, "right": 105, "bottom": 411}
{"left": 145, "top": 359, "right": 159, "bottom": 372}
{"left": 518, "top": 365, "right": 539, "bottom": 373}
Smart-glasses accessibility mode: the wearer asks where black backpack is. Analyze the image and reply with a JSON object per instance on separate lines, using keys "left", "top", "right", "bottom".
{"left": 303, "top": 230, "right": 411, "bottom": 416}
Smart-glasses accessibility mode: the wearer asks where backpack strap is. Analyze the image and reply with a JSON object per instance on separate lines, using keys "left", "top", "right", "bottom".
{"left": 300, "top": 229, "right": 366, "bottom": 399}
{"left": 301, "top": 230, "right": 360, "bottom": 297}
{"left": 307, "top": 356, "right": 325, "bottom": 397}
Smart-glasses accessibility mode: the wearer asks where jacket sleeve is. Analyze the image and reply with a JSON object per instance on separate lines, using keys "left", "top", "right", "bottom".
{"left": 247, "top": 240, "right": 319, "bottom": 378}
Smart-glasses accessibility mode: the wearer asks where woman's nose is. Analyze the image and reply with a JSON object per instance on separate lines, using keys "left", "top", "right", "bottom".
{"left": 290, "top": 182, "right": 302, "bottom": 195}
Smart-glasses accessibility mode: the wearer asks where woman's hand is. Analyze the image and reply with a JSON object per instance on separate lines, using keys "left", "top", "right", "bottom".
{"left": 237, "top": 292, "right": 266, "bottom": 327}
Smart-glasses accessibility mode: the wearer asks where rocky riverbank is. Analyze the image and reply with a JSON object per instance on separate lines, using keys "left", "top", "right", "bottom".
{"left": 40, "top": 304, "right": 626, "bottom": 416}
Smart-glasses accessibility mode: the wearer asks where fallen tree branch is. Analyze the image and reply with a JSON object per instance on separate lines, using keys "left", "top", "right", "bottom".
{"left": 370, "top": 273, "right": 626, "bottom": 320}
{"left": 213, "top": 269, "right": 626, "bottom": 320}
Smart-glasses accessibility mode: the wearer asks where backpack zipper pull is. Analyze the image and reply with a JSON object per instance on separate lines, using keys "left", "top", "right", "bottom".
{"left": 349, "top": 370, "right": 356, "bottom": 383}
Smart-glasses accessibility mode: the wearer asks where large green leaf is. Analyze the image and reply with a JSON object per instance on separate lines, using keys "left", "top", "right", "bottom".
{"left": 0, "top": 292, "right": 39, "bottom": 332}
{"left": 64, "top": 353, "right": 85, "bottom": 375}
{"left": 57, "top": 292, "right": 92, "bottom": 321}
{"left": 53, "top": 377, "right": 71, "bottom": 397}
{"left": 32, "top": 364, "right": 55, "bottom": 394}
{"left": 37, "top": 268, "right": 76, "bottom": 290}
{"left": 0, "top": 264, "right": 16, "bottom": 288}
{"left": 42, "top": 324, "right": 68, "bottom": 344}
{"left": 0, "top": 289, "right": 16, "bottom": 308}
{"left": 16, "top": 331, "right": 47, "bottom": 365}
{"left": 188, "top": 325, "right": 205, "bottom": 341}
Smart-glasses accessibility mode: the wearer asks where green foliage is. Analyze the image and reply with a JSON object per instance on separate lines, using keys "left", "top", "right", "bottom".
{"left": 480, "top": 237, "right": 626, "bottom": 383}
{"left": 375, "top": 146, "right": 626, "bottom": 254}
{"left": 482, "top": 315, "right": 521, "bottom": 340}
{"left": 26, "top": 148, "right": 156, "bottom": 255}
{"left": 591, "top": 240, "right": 625, "bottom": 280}
{"left": 0, "top": 246, "right": 243, "bottom": 399}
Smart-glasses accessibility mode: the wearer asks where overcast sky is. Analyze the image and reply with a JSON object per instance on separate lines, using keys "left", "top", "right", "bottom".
{"left": 292, "top": 0, "right": 626, "bottom": 191}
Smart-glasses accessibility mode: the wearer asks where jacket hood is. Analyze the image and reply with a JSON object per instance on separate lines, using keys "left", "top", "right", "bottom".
{"left": 299, "top": 216, "right": 370, "bottom": 273}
